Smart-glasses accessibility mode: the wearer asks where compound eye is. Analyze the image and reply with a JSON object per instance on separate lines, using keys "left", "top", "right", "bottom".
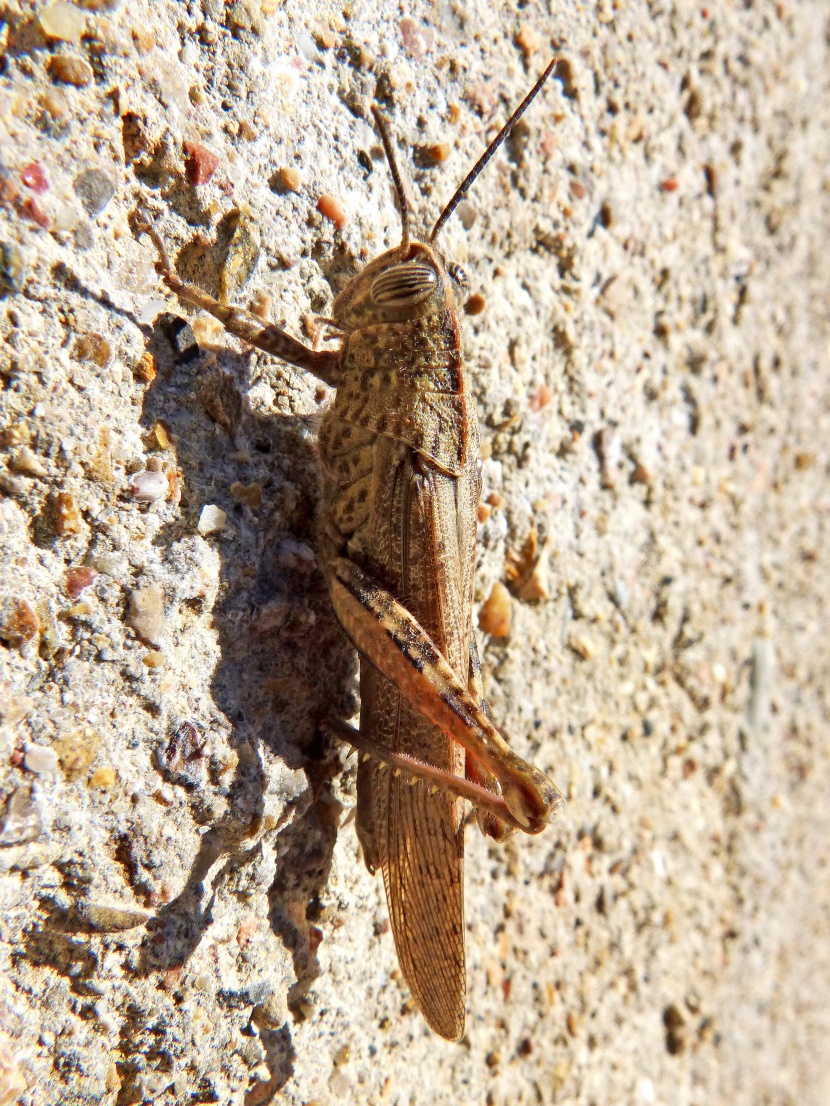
{"left": 370, "top": 262, "right": 437, "bottom": 309}
{"left": 446, "top": 261, "right": 468, "bottom": 290}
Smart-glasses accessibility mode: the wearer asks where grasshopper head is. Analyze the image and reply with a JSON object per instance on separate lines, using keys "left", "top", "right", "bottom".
{"left": 334, "top": 59, "right": 554, "bottom": 334}
{"left": 331, "top": 241, "right": 465, "bottom": 330}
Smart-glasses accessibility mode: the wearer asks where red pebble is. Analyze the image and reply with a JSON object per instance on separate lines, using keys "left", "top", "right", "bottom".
{"left": 540, "top": 131, "right": 557, "bottom": 158}
{"left": 21, "top": 162, "right": 49, "bottom": 194}
{"left": 19, "top": 197, "right": 50, "bottom": 228}
{"left": 399, "top": 16, "right": 433, "bottom": 61}
{"left": 183, "top": 141, "right": 219, "bottom": 186}
{"left": 66, "top": 566, "right": 98, "bottom": 599}
{"left": 529, "top": 383, "right": 553, "bottom": 412}
{"left": 660, "top": 177, "right": 679, "bottom": 192}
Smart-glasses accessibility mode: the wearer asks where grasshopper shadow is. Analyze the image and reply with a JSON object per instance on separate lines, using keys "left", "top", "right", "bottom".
{"left": 129, "top": 318, "right": 357, "bottom": 1095}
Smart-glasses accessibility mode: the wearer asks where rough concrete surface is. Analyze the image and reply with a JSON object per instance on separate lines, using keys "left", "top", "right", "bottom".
{"left": 1, "top": 0, "right": 829, "bottom": 1103}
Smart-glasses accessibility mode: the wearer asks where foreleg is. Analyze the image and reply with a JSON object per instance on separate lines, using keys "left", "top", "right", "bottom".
{"left": 140, "top": 221, "right": 342, "bottom": 387}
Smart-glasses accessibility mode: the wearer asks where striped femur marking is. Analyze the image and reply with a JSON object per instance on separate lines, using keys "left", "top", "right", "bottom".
{"left": 370, "top": 262, "right": 438, "bottom": 309}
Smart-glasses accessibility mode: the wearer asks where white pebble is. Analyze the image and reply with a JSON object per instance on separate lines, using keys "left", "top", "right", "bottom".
{"left": 197, "top": 505, "right": 227, "bottom": 535}
{"left": 39, "top": 1, "right": 85, "bottom": 43}
{"left": 651, "top": 849, "right": 667, "bottom": 879}
{"left": 128, "top": 470, "right": 168, "bottom": 502}
{"left": 24, "top": 744, "right": 59, "bottom": 774}
{"left": 11, "top": 447, "right": 48, "bottom": 479}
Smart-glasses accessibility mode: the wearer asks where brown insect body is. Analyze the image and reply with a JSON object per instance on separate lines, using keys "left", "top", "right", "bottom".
{"left": 319, "top": 241, "right": 477, "bottom": 1038}
{"left": 142, "top": 60, "right": 562, "bottom": 1041}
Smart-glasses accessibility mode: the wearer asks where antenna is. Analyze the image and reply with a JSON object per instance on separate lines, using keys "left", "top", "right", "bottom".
{"left": 430, "top": 57, "right": 557, "bottom": 243}
{"left": 371, "top": 105, "right": 411, "bottom": 251}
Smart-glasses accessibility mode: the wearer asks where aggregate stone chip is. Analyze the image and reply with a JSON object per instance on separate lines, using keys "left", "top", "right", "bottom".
{"left": 0, "top": 2, "right": 829, "bottom": 1105}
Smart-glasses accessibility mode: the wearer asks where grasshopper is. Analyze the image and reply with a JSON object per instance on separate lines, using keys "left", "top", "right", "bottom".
{"left": 142, "top": 58, "right": 563, "bottom": 1040}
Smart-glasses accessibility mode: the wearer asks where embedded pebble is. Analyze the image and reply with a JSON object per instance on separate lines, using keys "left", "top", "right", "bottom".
{"left": 134, "top": 352, "right": 157, "bottom": 381}
{"left": 52, "top": 200, "right": 80, "bottom": 232}
{"left": 74, "top": 168, "right": 117, "bottom": 217}
{"left": 24, "top": 744, "right": 59, "bottom": 775}
{"left": 40, "top": 87, "right": 70, "bottom": 121}
{"left": 89, "top": 765, "right": 117, "bottom": 789}
{"left": 128, "top": 583, "right": 166, "bottom": 645}
{"left": 0, "top": 596, "right": 40, "bottom": 649}
{"left": 420, "top": 141, "right": 451, "bottom": 166}
{"left": 147, "top": 421, "right": 172, "bottom": 450}
{"left": 10, "top": 447, "right": 48, "bottom": 478}
{"left": 121, "top": 110, "right": 153, "bottom": 164}
{"left": 47, "top": 53, "right": 93, "bottom": 86}
{"left": 399, "top": 16, "right": 434, "bottom": 60}
{"left": 198, "top": 504, "right": 227, "bottom": 535}
{"left": 227, "top": 0, "right": 264, "bottom": 35}
{"left": 516, "top": 25, "right": 541, "bottom": 57}
{"left": 569, "top": 631, "right": 598, "bottom": 660}
{"left": 78, "top": 902, "right": 152, "bottom": 932}
{"left": 66, "top": 602, "right": 91, "bottom": 621}
{"left": 0, "top": 787, "right": 42, "bottom": 847}
{"left": 128, "top": 469, "right": 168, "bottom": 502}
{"left": 157, "top": 721, "right": 208, "bottom": 789}
{"left": 596, "top": 426, "right": 622, "bottom": 489}
{"left": 230, "top": 481, "right": 263, "bottom": 508}
{"left": 663, "top": 1004, "right": 686, "bottom": 1054}
{"left": 528, "top": 383, "right": 553, "bottom": 412}
{"left": 38, "top": 602, "right": 63, "bottom": 659}
{"left": 295, "top": 29, "right": 321, "bottom": 63}
{"left": 72, "top": 332, "right": 112, "bottom": 367}
{"left": 599, "top": 274, "right": 631, "bottom": 320}
{"left": 52, "top": 491, "right": 83, "bottom": 535}
{"left": 553, "top": 55, "right": 579, "bottom": 99}
{"left": 65, "top": 566, "right": 98, "bottom": 599}
{"left": 73, "top": 221, "right": 94, "bottom": 250}
{"left": 250, "top": 290, "right": 272, "bottom": 319}
{"left": 183, "top": 141, "right": 219, "bottom": 186}
{"left": 19, "top": 196, "right": 49, "bottom": 228}
{"left": 0, "top": 473, "right": 27, "bottom": 498}
{"left": 631, "top": 459, "right": 653, "bottom": 485}
{"left": 506, "top": 528, "right": 540, "bottom": 588}
{"left": 163, "top": 316, "right": 200, "bottom": 363}
{"left": 746, "top": 637, "right": 774, "bottom": 733}
{"left": 21, "top": 162, "right": 49, "bottom": 193}
{"left": 279, "top": 166, "right": 302, "bottom": 192}
{"left": 0, "top": 243, "right": 25, "bottom": 295}
{"left": 507, "top": 537, "right": 550, "bottom": 602}
{"left": 38, "top": 1, "right": 85, "bottom": 43}
{"left": 220, "top": 207, "right": 260, "bottom": 300}
{"left": 317, "top": 193, "right": 347, "bottom": 230}
{"left": 276, "top": 539, "right": 316, "bottom": 571}
{"left": 0, "top": 1031, "right": 27, "bottom": 1102}
{"left": 54, "top": 727, "right": 101, "bottom": 781}
{"left": 479, "top": 582, "right": 512, "bottom": 637}
{"left": 456, "top": 200, "right": 477, "bottom": 229}
{"left": 465, "top": 293, "right": 486, "bottom": 316}
{"left": 90, "top": 551, "right": 126, "bottom": 577}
